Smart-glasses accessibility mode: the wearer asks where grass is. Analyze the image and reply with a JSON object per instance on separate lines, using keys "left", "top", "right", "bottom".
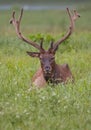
{"left": 0, "top": 5, "right": 91, "bottom": 130}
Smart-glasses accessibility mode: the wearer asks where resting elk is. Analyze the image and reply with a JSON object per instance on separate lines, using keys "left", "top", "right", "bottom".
{"left": 10, "top": 8, "right": 80, "bottom": 88}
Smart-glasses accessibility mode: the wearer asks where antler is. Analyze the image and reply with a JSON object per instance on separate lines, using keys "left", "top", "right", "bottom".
{"left": 10, "top": 9, "right": 41, "bottom": 50}
{"left": 53, "top": 8, "right": 80, "bottom": 51}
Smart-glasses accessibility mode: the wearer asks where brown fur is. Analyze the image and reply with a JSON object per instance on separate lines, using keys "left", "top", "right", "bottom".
{"left": 32, "top": 64, "right": 73, "bottom": 88}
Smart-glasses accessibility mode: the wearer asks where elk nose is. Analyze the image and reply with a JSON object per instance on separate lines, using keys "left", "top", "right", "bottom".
{"left": 45, "top": 66, "right": 51, "bottom": 72}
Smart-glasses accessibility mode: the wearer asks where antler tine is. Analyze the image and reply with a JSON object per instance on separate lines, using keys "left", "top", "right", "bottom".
{"left": 73, "top": 10, "right": 80, "bottom": 21}
{"left": 48, "top": 39, "right": 55, "bottom": 52}
{"left": 40, "top": 38, "right": 45, "bottom": 51}
{"left": 18, "top": 8, "right": 23, "bottom": 22}
{"left": 10, "top": 11, "right": 15, "bottom": 24}
{"left": 53, "top": 8, "right": 80, "bottom": 51}
{"left": 50, "top": 39, "right": 54, "bottom": 49}
{"left": 10, "top": 9, "right": 41, "bottom": 50}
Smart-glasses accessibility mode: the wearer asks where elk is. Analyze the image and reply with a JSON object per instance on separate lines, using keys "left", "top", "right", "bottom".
{"left": 10, "top": 8, "right": 80, "bottom": 88}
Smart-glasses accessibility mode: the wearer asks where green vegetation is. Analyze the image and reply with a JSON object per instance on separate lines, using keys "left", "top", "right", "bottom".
{"left": 0, "top": 4, "right": 91, "bottom": 130}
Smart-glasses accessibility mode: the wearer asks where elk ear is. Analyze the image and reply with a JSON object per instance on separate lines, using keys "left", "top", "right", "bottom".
{"left": 26, "top": 51, "right": 40, "bottom": 58}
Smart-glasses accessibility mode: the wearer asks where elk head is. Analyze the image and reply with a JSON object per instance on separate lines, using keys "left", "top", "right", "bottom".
{"left": 10, "top": 8, "right": 80, "bottom": 83}
{"left": 26, "top": 39, "right": 57, "bottom": 80}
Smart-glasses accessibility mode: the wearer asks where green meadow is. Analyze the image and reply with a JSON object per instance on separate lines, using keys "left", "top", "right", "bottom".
{"left": 0, "top": 4, "right": 91, "bottom": 130}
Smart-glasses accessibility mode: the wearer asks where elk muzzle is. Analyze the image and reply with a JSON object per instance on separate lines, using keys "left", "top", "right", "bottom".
{"left": 44, "top": 65, "right": 52, "bottom": 74}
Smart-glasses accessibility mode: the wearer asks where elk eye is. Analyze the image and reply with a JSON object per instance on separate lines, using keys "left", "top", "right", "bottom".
{"left": 50, "top": 57, "right": 54, "bottom": 61}
{"left": 51, "top": 57, "right": 54, "bottom": 60}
